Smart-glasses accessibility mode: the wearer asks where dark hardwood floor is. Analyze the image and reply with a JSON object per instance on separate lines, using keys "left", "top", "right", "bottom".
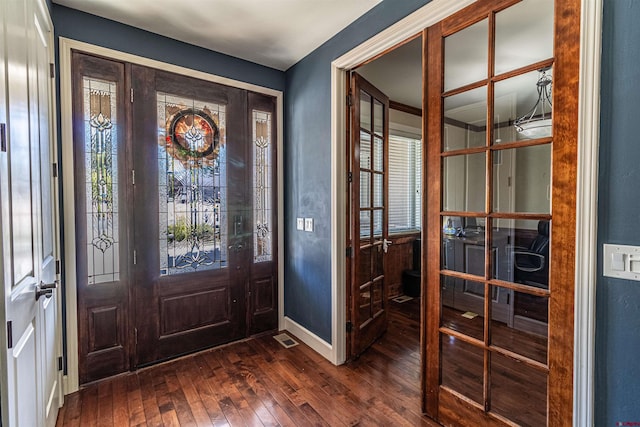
{"left": 57, "top": 298, "right": 439, "bottom": 426}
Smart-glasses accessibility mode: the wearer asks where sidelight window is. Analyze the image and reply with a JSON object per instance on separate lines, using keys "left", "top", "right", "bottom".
{"left": 252, "top": 110, "right": 273, "bottom": 263}
{"left": 83, "top": 77, "right": 119, "bottom": 284}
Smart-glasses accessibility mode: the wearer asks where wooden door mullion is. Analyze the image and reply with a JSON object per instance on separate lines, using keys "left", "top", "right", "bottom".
{"left": 424, "top": 21, "right": 443, "bottom": 418}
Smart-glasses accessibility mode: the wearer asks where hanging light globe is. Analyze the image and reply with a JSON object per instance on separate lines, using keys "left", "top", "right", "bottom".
{"left": 514, "top": 67, "right": 553, "bottom": 139}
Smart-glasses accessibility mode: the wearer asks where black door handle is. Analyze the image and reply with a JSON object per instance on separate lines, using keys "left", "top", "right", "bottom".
{"left": 40, "top": 280, "right": 58, "bottom": 290}
{"left": 35, "top": 287, "right": 53, "bottom": 301}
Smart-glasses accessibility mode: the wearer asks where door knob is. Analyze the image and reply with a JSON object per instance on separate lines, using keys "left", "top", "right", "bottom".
{"left": 35, "top": 287, "right": 53, "bottom": 301}
{"left": 35, "top": 281, "right": 57, "bottom": 301}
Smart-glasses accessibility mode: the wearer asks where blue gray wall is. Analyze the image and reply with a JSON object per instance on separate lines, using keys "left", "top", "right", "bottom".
{"left": 52, "top": 5, "right": 285, "bottom": 91}
{"left": 283, "top": 0, "right": 430, "bottom": 343}
{"left": 596, "top": 0, "right": 640, "bottom": 423}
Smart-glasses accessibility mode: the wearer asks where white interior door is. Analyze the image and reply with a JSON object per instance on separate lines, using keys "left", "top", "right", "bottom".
{"left": 33, "top": 3, "right": 62, "bottom": 426}
{"left": 0, "top": 0, "right": 61, "bottom": 425}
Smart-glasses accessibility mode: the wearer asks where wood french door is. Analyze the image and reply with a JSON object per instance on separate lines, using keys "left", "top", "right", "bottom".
{"left": 423, "top": 0, "right": 580, "bottom": 425}
{"left": 347, "top": 72, "right": 390, "bottom": 358}
{"left": 72, "top": 53, "right": 278, "bottom": 383}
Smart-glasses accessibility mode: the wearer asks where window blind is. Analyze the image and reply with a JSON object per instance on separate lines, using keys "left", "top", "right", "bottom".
{"left": 388, "top": 134, "right": 422, "bottom": 233}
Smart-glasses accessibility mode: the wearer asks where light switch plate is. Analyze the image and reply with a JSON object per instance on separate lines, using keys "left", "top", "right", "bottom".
{"left": 304, "top": 218, "right": 313, "bottom": 232}
{"left": 296, "top": 218, "right": 304, "bottom": 231}
{"left": 603, "top": 243, "right": 640, "bottom": 281}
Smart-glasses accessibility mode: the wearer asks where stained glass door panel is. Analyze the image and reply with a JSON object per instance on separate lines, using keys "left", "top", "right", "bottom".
{"left": 157, "top": 93, "right": 227, "bottom": 275}
{"left": 133, "top": 67, "right": 247, "bottom": 366}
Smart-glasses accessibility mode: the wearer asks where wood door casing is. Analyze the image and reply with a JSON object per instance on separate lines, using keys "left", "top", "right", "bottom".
{"left": 348, "top": 72, "right": 390, "bottom": 358}
{"left": 422, "top": 0, "right": 581, "bottom": 425}
{"left": 72, "top": 52, "right": 131, "bottom": 384}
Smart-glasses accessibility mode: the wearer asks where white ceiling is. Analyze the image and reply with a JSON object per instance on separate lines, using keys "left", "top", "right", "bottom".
{"left": 53, "top": 0, "right": 382, "bottom": 70}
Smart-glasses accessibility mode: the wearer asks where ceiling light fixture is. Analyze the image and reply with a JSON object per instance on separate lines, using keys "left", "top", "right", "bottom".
{"left": 514, "top": 67, "right": 552, "bottom": 139}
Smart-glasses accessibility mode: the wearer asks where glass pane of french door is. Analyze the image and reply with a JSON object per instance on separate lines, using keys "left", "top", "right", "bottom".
{"left": 436, "top": 0, "right": 554, "bottom": 424}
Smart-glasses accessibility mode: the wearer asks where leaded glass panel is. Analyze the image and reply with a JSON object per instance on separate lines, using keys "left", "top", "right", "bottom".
{"left": 83, "top": 77, "right": 120, "bottom": 285}
{"left": 253, "top": 110, "right": 273, "bottom": 263}
{"left": 157, "top": 92, "right": 227, "bottom": 275}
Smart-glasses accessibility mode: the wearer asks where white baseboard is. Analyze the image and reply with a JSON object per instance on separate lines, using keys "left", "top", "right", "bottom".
{"left": 283, "top": 317, "right": 335, "bottom": 363}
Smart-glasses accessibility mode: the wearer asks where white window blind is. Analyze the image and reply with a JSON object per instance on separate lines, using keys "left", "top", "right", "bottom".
{"left": 388, "top": 134, "right": 422, "bottom": 234}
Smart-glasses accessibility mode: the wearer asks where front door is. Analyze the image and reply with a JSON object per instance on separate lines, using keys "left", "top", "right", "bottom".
{"left": 423, "top": 0, "right": 580, "bottom": 425}
{"left": 72, "top": 54, "right": 278, "bottom": 383}
{"left": 347, "top": 72, "right": 390, "bottom": 358}
{"left": 1, "top": 0, "right": 61, "bottom": 425}
{"left": 131, "top": 65, "right": 247, "bottom": 366}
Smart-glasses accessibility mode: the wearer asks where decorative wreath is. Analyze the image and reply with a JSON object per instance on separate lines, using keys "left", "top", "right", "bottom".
{"left": 163, "top": 107, "right": 220, "bottom": 166}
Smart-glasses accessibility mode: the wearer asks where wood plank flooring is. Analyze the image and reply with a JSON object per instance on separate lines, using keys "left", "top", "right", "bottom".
{"left": 57, "top": 298, "right": 439, "bottom": 426}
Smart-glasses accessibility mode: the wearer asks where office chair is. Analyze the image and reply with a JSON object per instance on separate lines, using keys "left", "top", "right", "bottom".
{"left": 513, "top": 220, "right": 550, "bottom": 289}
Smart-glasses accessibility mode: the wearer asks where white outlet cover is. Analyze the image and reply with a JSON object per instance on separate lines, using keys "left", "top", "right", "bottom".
{"left": 304, "top": 218, "right": 313, "bottom": 232}
{"left": 296, "top": 218, "right": 304, "bottom": 230}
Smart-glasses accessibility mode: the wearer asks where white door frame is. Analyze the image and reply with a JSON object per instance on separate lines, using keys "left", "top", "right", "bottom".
{"left": 329, "top": 0, "right": 602, "bottom": 425}
{"left": 59, "top": 38, "right": 285, "bottom": 394}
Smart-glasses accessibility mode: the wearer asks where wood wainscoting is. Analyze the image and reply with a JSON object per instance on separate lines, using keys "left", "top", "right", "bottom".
{"left": 387, "top": 232, "right": 421, "bottom": 298}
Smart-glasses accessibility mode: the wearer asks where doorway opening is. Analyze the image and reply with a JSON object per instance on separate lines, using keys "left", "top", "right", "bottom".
{"left": 340, "top": 2, "right": 599, "bottom": 419}
{"left": 345, "top": 34, "right": 423, "bottom": 360}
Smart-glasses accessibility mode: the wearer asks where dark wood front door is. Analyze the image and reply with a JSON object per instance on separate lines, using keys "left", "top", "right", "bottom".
{"left": 72, "top": 53, "right": 278, "bottom": 383}
{"left": 131, "top": 65, "right": 248, "bottom": 366}
{"left": 347, "top": 72, "right": 390, "bottom": 358}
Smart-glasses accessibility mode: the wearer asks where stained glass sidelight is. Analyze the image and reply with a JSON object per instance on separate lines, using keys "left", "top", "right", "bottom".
{"left": 158, "top": 93, "right": 227, "bottom": 275}
{"left": 83, "top": 77, "right": 119, "bottom": 284}
{"left": 253, "top": 110, "right": 273, "bottom": 263}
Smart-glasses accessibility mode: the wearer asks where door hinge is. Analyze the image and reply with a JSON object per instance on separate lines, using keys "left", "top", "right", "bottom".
{"left": 347, "top": 172, "right": 353, "bottom": 183}
{"left": 130, "top": 88, "right": 134, "bottom": 103}
{"left": 55, "top": 259, "right": 61, "bottom": 275}
{"left": 134, "top": 328, "right": 138, "bottom": 344}
{"left": 49, "top": 63, "right": 55, "bottom": 78}
{"left": 7, "top": 321, "right": 12, "bottom": 349}
{"left": 133, "top": 250, "right": 137, "bottom": 265}
{"left": 52, "top": 162, "right": 58, "bottom": 178}
{"left": 347, "top": 93, "right": 353, "bottom": 107}
{"left": 0, "top": 123, "right": 6, "bottom": 152}
{"left": 346, "top": 246, "right": 353, "bottom": 258}
{"left": 131, "top": 169, "right": 135, "bottom": 185}
{"left": 346, "top": 321, "right": 353, "bottom": 333}
{"left": 57, "top": 356, "right": 63, "bottom": 371}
